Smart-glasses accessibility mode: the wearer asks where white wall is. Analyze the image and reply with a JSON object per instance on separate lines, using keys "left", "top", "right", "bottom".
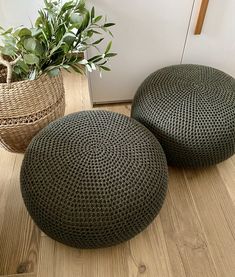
{"left": 87, "top": 0, "right": 195, "bottom": 103}
{"left": 0, "top": 0, "right": 44, "bottom": 28}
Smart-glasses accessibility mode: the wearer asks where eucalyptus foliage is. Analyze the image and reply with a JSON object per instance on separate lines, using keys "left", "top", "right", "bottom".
{"left": 0, "top": 0, "right": 116, "bottom": 82}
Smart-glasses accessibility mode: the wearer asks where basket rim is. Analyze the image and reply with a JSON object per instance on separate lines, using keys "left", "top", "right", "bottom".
{"left": 0, "top": 70, "right": 62, "bottom": 86}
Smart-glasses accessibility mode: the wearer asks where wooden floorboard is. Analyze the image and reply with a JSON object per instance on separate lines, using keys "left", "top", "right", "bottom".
{"left": 0, "top": 72, "right": 234, "bottom": 277}
{"left": 0, "top": 153, "right": 40, "bottom": 275}
{"left": 0, "top": 273, "right": 37, "bottom": 277}
{"left": 160, "top": 167, "right": 217, "bottom": 277}
{"left": 217, "top": 159, "right": 235, "bottom": 204}
{"left": 184, "top": 167, "right": 235, "bottom": 276}
{"left": 0, "top": 274, "right": 36, "bottom": 277}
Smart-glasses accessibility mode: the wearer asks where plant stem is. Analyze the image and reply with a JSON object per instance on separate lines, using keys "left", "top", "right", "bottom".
{"left": 0, "top": 54, "right": 21, "bottom": 84}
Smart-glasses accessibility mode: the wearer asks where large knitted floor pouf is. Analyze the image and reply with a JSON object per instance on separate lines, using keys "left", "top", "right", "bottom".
{"left": 131, "top": 64, "right": 235, "bottom": 167}
{"left": 20, "top": 110, "right": 168, "bottom": 248}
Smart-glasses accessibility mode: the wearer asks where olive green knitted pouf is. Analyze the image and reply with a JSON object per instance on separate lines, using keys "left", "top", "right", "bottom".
{"left": 20, "top": 110, "right": 168, "bottom": 249}
{"left": 131, "top": 64, "right": 235, "bottom": 167}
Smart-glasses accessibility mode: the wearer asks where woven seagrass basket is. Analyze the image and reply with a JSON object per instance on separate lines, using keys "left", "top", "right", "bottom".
{"left": 0, "top": 66, "right": 65, "bottom": 153}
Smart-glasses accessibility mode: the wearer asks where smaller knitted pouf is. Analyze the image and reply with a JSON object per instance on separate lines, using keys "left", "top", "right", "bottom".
{"left": 131, "top": 64, "right": 235, "bottom": 167}
{"left": 20, "top": 110, "right": 168, "bottom": 249}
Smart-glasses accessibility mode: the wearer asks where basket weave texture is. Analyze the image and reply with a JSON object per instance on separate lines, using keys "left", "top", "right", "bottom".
{"left": 0, "top": 67, "right": 65, "bottom": 153}
{"left": 131, "top": 64, "right": 235, "bottom": 167}
{"left": 20, "top": 110, "right": 168, "bottom": 248}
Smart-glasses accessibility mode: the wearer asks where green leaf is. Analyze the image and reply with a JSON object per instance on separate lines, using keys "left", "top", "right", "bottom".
{"left": 93, "top": 38, "right": 104, "bottom": 45}
{"left": 88, "top": 55, "right": 102, "bottom": 61}
{"left": 75, "top": 0, "right": 87, "bottom": 14}
{"left": 13, "top": 66, "right": 23, "bottom": 75}
{"left": 108, "top": 30, "right": 114, "bottom": 37}
{"left": 105, "top": 52, "right": 117, "bottom": 58}
{"left": 23, "top": 53, "right": 39, "bottom": 65}
{"left": 87, "top": 30, "right": 94, "bottom": 38}
{"left": 70, "top": 64, "right": 85, "bottom": 74}
{"left": 86, "top": 64, "right": 92, "bottom": 72}
{"left": 98, "top": 60, "right": 108, "bottom": 66}
{"left": 44, "top": 20, "right": 52, "bottom": 37}
{"left": 60, "top": 1, "right": 74, "bottom": 13}
{"left": 31, "top": 28, "right": 42, "bottom": 37}
{"left": 71, "top": 13, "right": 83, "bottom": 24}
{"left": 92, "top": 30, "right": 102, "bottom": 35}
{"left": 13, "top": 28, "right": 21, "bottom": 37}
{"left": 48, "top": 68, "right": 60, "bottom": 77}
{"left": 103, "top": 23, "right": 115, "bottom": 28}
{"left": 88, "top": 56, "right": 103, "bottom": 63}
{"left": 82, "top": 11, "right": 90, "bottom": 29}
{"left": 1, "top": 27, "right": 13, "bottom": 35}
{"left": 18, "top": 28, "right": 32, "bottom": 37}
{"left": 35, "top": 17, "right": 43, "bottom": 27}
{"left": 63, "top": 36, "right": 76, "bottom": 46}
{"left": 43, "top": 0, "right": 52, "bottom": 9}
{"left": 100, "top": 65, "right": 111, "bottom": 71}
{"left": 24, "top": 38, "right": 37, "bottom": 51}
{"left": 17, "top": 60, "right": 29, "bottom": 73}
{"left": 93, "top": 15, "right": 102, "bottom": 23}
{"left": 34, "top": 41, "right": 44, "bottom": 55}
{"left": 2, "top": 36, "right": 16, "bottom": 47}
{"left": 91, "top": 7, "right": 95, "bottom": 20}
{"left": 105, "top": 41, "right": 112, "bottom": 54}
{"left": 0, "top": 46, "right": 16, "bottom": 56}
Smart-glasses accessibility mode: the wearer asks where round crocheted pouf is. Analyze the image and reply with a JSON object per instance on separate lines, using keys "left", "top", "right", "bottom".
{"left": 131, "top": 64, "right": 235, "bottom": 167}
{"left": 20, "top": 110, "right": 168, "bottom": 249}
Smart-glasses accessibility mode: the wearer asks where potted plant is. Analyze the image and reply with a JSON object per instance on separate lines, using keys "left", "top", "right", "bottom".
{"left": 0, "top": 0, "right": 116, "bottom": 153}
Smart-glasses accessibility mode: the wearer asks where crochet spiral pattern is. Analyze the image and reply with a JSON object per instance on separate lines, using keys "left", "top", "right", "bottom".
{"left": 131, "top": 64, "right": 235, "bottom": 167}
{"left": 21, "top": 110, "right": 168, "bottom": 248}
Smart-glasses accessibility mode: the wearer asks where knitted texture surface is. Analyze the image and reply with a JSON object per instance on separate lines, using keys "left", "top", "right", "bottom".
{"left": 20, "top": 110, "right": 168, "bottom": 249}
{"left": 131, "top": 64, "right": 235, "bottom": 167}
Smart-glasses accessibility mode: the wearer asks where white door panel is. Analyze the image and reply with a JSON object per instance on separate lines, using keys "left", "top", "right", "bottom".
{"left": 182, "top": 0, "right": 235, "bottom": 77}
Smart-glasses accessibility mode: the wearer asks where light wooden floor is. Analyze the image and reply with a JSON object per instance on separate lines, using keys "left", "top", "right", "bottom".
{"left": 0, "top": 72, "right": 235, "bottom": 277}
